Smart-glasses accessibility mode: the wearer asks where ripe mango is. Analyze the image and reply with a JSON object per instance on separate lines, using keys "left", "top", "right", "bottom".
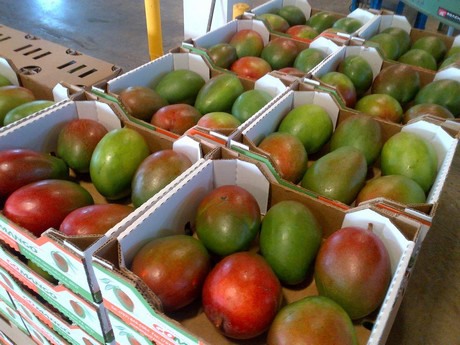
{"left": 330, "top": 115, "right": 382, "bottom": 165}
{"left": 301, "top": 146, "right": 367, "bottom": 204}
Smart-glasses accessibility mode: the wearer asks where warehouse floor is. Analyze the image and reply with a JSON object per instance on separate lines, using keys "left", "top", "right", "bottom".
{"left": 0, "top": 1, "right": 459, "bottom": 345}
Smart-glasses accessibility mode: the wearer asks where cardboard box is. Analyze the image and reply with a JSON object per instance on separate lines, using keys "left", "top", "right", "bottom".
{"left": 0, "top": 329, "right": 15, "bottom": 345}
{"left": 0, "top": 243, "right": 111, "bottom": 343}
{"left": 94, "top": 51, "right": 290, "bottom": 146}
{"left": 109, "top": 311, "right": 152, "bottom": 345}
{"left": 229, "top": 88, "right": 457, "bottom": 224}
{"left": 0, "top": 297, "right": 29, "bottom": 336}
{"left": 0, "top": 265, "right": 105, "bottom": 345}
{"left": 250, "top": 0, "right": 380, "bottom": 44}
{"left": 91, "top": 156, "right": 421, "bottom": 345}
{"left": 309, "top": 44, "right": 460, "bottom": 125}
{"left": 356, "top": 13, "right": 460, "bottom": 69}
{"left": 183, "top": 17, "right": 341, "bottom": 79}
{"left": 0, "top": 24, "right": 122, "bottom": 100}
{"left": 0, "top": 95, "right": 213, "bottom": 304}
{"left": 310, "top": 45, "right": 442, "bottom": 112}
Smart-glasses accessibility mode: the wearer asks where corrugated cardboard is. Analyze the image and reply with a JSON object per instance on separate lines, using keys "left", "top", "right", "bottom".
{"left": 91, "top": 156, "right": 422, "bottom": 345}
{"left": 0, "top": 24, "right": 122, "bottom": 100}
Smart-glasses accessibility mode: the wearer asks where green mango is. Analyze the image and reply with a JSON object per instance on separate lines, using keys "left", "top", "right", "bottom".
{"left": 155, "top": 69, "right": 206, "bottom": 105}
{"left": 330, "top": 115, "right": 383, "bottom": 165}
{"left": 414, "top": 79, "right": 460, "bottom": 117}
{"left": 194, "top": 73, "right": 244, "bottom": 115}
{"left": 301, "top": 146, "right": 367, "bottom": 204}
{"left": 380, "top": 131, "right": 438, "bottom": 193}
{"left": 260, "top": 200, "right": 322, "bottom": 285}
{"left": 4, "top": 100, "right": 54, "bottom": 126}
{"left": 90, "top": 127, "right": 150, "bottom": 200}
{"left": 337, "top": 55, "right": 373, "bottom": 96}
{"left": 231, "top": 89, "right": 272, "bottom": 122}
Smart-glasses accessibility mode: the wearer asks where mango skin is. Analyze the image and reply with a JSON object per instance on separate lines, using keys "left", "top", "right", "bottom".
{"left": 231, "top": 89, "right": 273, "bottom": 122}
{"left": 380, "top": 131, "right": 438, "bottom": 193}
{"left": 194, "top": 74, "right": 244, "bottom": 115}
{"left": 0, "top": 149, "right": 69, "bottom": 199}
{"left": 267, "top": 295, "right": 358, "bottom": 345}
{"left": 330, "top": 115, "right": 383, "bottom": 165}
{"left": 4, "top": 100, "right": 54, "bottom": 126}
{"left": 356, "top": 175, "right": 426, "bottom": 205}
{"left": 301, "top": 146, "right": 367, "bottom": 205}
{"left": 414, "top": 79, "right": 460, "bottom": 117}
{"left": 260, "top": 200, "right": 322, "bottom": 285}
{"left": 0, "top": 85, "right": 35, "bottom": 126}
{"left": 154, "top": 69, "right": 205, "bottom": 105}
{"left": 90, "top": 128, "right": 150, "bottom": 200}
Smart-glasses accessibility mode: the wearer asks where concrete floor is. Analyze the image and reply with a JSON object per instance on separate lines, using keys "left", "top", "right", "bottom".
{"left": 0, "top": 1, "right": 459, "bottom": 344}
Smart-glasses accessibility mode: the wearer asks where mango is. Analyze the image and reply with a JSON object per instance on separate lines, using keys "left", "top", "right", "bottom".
{"left": 260, "top": 37, "right": 300, "bottom": 70}
{"left": 380, "top": 131, "right": 438, "bottom": 193}
{"left": 4, "top": 100, "right": 54, "bottom": 126}
{"left": 412, "top": 35, "right": 447, "bottom": 62}
{"left": 267, "top": 296, "right": 358, "bottom": 345}
{"left": 154, "top": 69, "right": 206, "bottom": 105}
{"left": 231, "top": 89, "right": 273, "bottom": 122}
{"left": 371, "top": 64, "right": 421, "bottom": 105}
{"left": 414, "top": 79, "right": 460, "bottom": 117}
{"left": 330, "top": 115, "right": 382, "bottom": 165}
{"left": 381, "top": 27, "right": 411, "bottom": 55}
{"left": 90, "top": 128, "right": 150, "bottom": 200}
{"left": 260, "top": 200, "right": 322, "bottom": 285}
{"left": 194, "top": 73, "right": 244, "bottom": 115}
{"left": 356, "top": 175, "right": 426, "bottom": 205}
{"left": 277, "top": 5, "right": 306, "bottom": 26}
{"left": 0, "top": 85, "right": 35, "bottom": 126}
{"left": 337, "top": 55, "right": 373, "bottom": 96}
{"left": 301, "top": 146, "right": 367, "bottom": 204}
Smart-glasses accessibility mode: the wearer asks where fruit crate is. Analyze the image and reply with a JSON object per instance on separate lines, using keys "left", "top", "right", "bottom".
{"left": 0, "top": 293, "right": 29, "bottom": 338}
{"left": 0, "top": 24, "right": 122, "bottom": 100}
{"left": 249, "top": 0, "right": 380, "bottom": 44}
{"left": 182, "top": 17, "right": 341, "bottom": 79}
{"left": 91, "top": 147, "right": 423, "bottom": 345}
{"left": 309, "top": 43, "right": 460, "bottom": 122}
{"left": 356, "top": 13, "right": 460, "bottom": 72}
{"left": 228, "top": 87, "right": 457, "bottom": 227}
{"left": 92, "top": 50, "right": 289, "bottom": 146}
{"left": 0, "top": 265, "right": 104, "bottom": 345}
{"left": 0, "top": 243, "right": 112, "bottom": 343}
{"left": 0, "top": 94, "right": 213, "bottom": 305}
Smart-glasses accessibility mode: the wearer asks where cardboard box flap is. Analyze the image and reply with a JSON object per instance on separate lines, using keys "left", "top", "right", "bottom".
{"left": 309, "top": 36, "right": 341, "bottom": 56}
{"left": 173, "top": 135, "right": 204, "bottom": 163}
{"left": 254, "top": 73, "right": 288, "bottom": 98}
{"left": 434, "top": 66, "right": 460, "bottom": 82}
{"left": 0, "top": 57, "right": 20, "bottom": 85}
{"left": 107, "top": 52, "right": 211, "bottom": 93}
{"left": 0, "top": 100, "right": 122, "bottom": 151}
{"left": 358, "top": 14, "right": 412, "bottom": 39}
